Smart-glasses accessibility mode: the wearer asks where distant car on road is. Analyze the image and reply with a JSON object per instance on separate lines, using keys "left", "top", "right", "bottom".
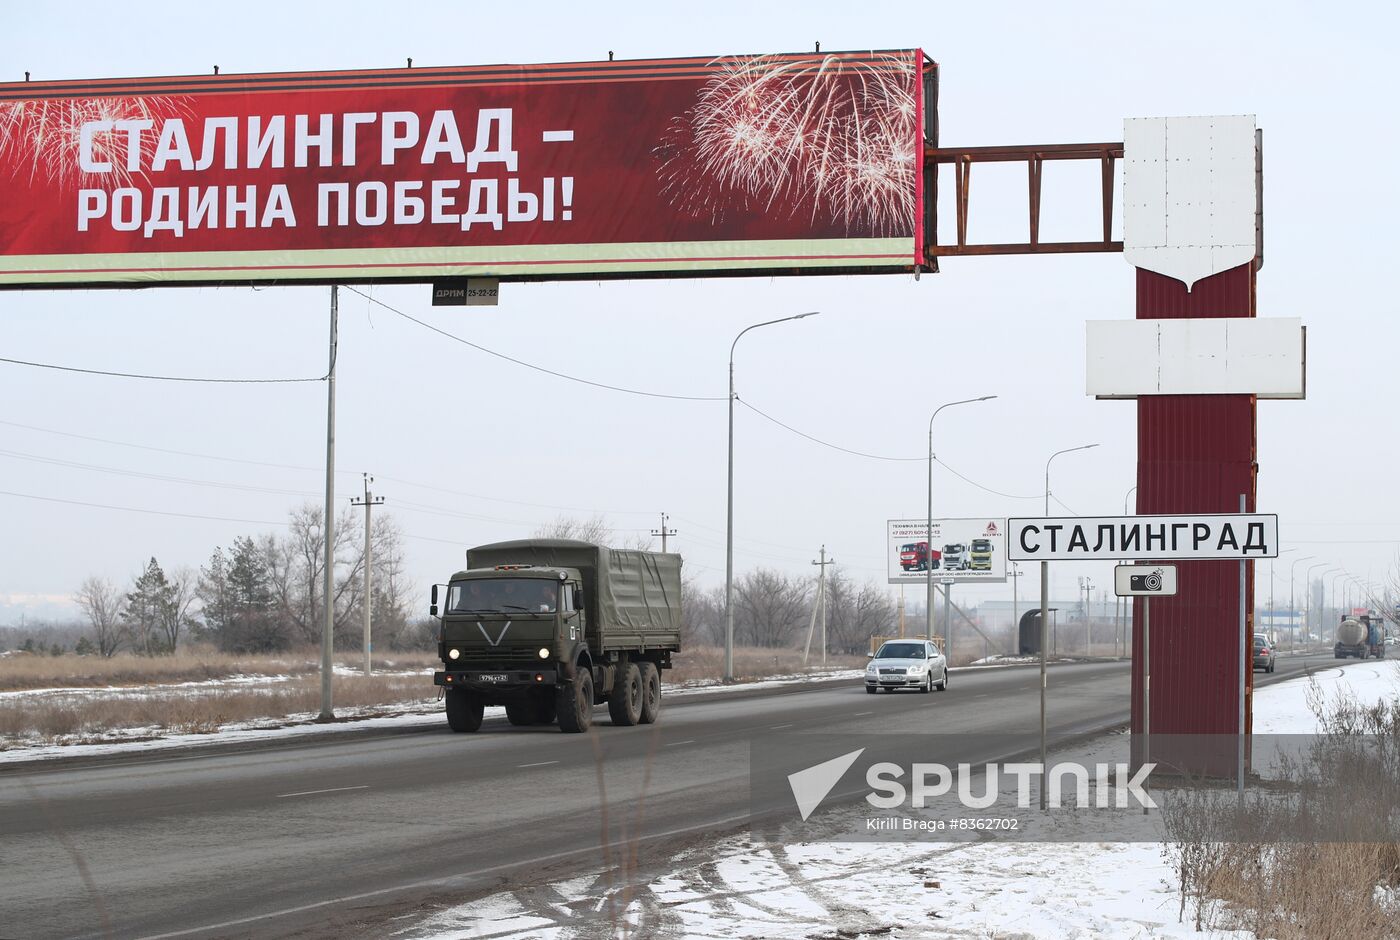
{"left": 1252, "top": 633, "right": 1276, "bottom": 673}
{"left": 866, "top": 639, "right": 948, "bottom": 694}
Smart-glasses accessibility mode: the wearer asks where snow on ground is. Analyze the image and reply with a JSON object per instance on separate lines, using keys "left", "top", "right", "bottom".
{"left": 398, "top": 660, "right": 1400, "bottom": 940}
{"left": 0, "top": 667, "right": 864, "bottom": 763}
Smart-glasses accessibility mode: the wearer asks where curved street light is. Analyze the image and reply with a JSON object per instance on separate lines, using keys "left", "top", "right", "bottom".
{"left": 1288, "top": 554, "right": 1314, "bottom": 650}
{"left": 925, "top": 396, "right": 997, "bottom": 648}
{"left": 724, "top": 312, "right": 819, "bottom": 682}
{"left": 1039, "top": 442, "right": 1099, "bottom": 810}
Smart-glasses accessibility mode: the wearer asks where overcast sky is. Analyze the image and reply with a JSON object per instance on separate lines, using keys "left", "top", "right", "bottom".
{"left": 2, "top": 0, "right": 1395, "bottom": 625}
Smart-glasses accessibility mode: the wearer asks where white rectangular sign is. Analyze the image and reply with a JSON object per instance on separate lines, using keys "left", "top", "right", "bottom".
{"left": 1114, "top": 564, "right": 1179, "bottom": 597}
{"left": 1007, "top": 513, "right": 1278, "bottom": 562}
{"left": 886, "top": 518, "right": 1007, "bottom": 585}
{"left": 1086, "top": 318, "right": 1305, "bottom": 400}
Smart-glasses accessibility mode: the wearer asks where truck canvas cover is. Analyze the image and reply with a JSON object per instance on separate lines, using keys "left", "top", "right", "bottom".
{"left": 464, "top": 539, "right": 682, "bottom": 652}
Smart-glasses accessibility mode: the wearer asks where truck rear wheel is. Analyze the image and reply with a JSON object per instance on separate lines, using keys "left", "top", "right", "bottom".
{"left": 638, "top": 662, "right": 661, "bottom": 724}
{"left": 445, "top": 689, "right": 484, "bottom": 733}
{"left": 557, "top": 669, "right": 594, "bottom": 733}
{"left": 608, "top": 662, "right": 643, "bottom": 726}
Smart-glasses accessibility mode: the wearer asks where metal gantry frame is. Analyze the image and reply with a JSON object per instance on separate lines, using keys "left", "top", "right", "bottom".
{"left": 924, "top": 142, "right": 1124, "bottom": 262}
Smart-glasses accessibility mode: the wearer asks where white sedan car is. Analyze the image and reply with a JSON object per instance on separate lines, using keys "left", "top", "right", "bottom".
{"left": 865, "top": 639, "right": 949, "bottom": 694}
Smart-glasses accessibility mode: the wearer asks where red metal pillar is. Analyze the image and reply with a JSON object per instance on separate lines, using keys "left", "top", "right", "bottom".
{"left": 1131, "top": 263, "right": 1257, "bottom": 771}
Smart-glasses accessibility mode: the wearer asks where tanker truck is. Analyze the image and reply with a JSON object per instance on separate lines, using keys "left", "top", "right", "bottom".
{"left": 1334, "top": 613, "right": 1386, "bottom": 660}
{"left": 430, "top": 539, "right": 682, "bottom": 733}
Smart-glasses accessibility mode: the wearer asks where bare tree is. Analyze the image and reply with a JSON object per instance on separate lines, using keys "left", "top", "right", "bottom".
{"left": 680, "top": 576, "right": 723, "bottom": 646}
{"left": 74, "top": 576, "right": 125, "bottom": 657}
{"left": 824, "top": 569, "right": 897, "bottom": 654}
{"left": 535, "top": 514, "right": 613, "bottom": 544}
{"left": 735, "top": 568, "right": 810, "bottom": 648}
{"left": 159, "top": 567, "right": 199, "bottom": 653}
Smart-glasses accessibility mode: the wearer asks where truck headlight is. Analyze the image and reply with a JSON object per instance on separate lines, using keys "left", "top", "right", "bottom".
{"left": 448, "top": 648, "right": 460, "bottom": 660}
{"left": 538, "top": 647, "right": 551, "bottom": 659}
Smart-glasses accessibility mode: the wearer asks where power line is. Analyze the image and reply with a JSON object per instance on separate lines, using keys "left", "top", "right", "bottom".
{"left": 345, "top": 286, "right": 725, "bottom": 402}
{"left": 736, "top": 399, "right": 1044, "bottom": 500}
{"left": 0, "top": 447, "right": 318, "bottom": 498}
{"left": 0, "top": 488, "right": 291, "bottom": 526}
{"left": 0, "top": 355, "right": 327, "bottom": 383}
{"left": 0, "top": 418, "right": 327, "bottom": 472}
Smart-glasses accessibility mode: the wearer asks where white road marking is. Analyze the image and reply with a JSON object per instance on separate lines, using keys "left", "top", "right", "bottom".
{"left": 664, "top": 740, "right": 695, "bottom": 747}
{"left": 276, "top": 785, "right": 369, "bottom": 799}
{"left": 854, "top": 711, "right": 873, "bottom": 717}
{"left": 518, "top": 760, "right": 559, "bottom": 769}
{"left": 770, "top": 723, "right": 794, "bottom": 730}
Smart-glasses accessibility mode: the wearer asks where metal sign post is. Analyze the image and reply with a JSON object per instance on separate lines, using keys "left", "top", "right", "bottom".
{"left": 1115, "top": 563, "right": 1179, "bottom": 813}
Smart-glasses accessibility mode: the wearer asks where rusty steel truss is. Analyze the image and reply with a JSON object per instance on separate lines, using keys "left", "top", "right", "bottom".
{"left": 925, "top": 142, "right": 1124, "bottom": 263}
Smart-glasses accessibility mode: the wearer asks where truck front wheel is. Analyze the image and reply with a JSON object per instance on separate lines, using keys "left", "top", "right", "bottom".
{"left": 557, "top": 669, "right": 594, "bottom": 733}
{"left": 608, "top": 662, "right": 643, "bottom": 726}
{"left": 638, "top": 662, "right": 661, "bottom": 724}
{"left": 445, "top": 689, "right": 484, "bottom": 733}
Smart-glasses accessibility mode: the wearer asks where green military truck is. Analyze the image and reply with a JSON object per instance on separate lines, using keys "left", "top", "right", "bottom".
{"left": 431, "top": 539, "right": 682, "bottom": 733}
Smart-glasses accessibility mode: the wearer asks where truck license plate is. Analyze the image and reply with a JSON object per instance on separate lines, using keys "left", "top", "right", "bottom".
{"left": 480, "top": 674, "right": 508, "bottom": 682}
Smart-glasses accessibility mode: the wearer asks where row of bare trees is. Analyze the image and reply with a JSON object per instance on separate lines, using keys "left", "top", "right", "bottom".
{"left": 72, "top": 503, "right": 419, "bottom": 655}
{"left": 681, "top": 567, "right": 896, "bottom": 653}
{"left": 535, "top": 514, "right": 899, "bottom": 653}
{"left": 66, "top": 510, "right": 897, "bottom": 657}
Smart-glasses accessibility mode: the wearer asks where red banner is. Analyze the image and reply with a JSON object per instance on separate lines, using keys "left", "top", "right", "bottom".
{"left": 0, "top": 51, "right": 926, "bottom": 287}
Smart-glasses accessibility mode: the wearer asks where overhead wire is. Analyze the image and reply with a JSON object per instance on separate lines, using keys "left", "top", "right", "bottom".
{"left": 0, "top": 355, "right": 327, "bottom": 383}
{"left": 345, "top": 286, "right": 726, "bottom": 402}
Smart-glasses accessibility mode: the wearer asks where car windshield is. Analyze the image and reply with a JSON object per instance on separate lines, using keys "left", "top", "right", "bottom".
{"left": 1253, "top": 637, "right": 1266, "bottom": 649}
{"left": 875, "top": 642, "right": 925, "bottom": 660}
{"left": 449, "top": 578, "right": 557, "bottom": 613}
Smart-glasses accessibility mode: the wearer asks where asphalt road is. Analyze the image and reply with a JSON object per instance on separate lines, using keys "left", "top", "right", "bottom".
{"left": 0, "top": 651, "right": 1348, "bottom": 939}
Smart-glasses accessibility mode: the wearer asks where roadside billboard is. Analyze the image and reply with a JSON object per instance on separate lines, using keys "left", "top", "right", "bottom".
{"left": 886, "top": 518, "right": 1006, "bottom": 585}
{"left": 0, "top": 51, "right": 929, "bottom": 288}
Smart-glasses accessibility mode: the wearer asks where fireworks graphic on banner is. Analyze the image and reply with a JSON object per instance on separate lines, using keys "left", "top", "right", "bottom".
{"left": 656, "top": 54, "right": 918, "bottom": 234}
{"left": 0, "top": 96, "right": 191, "bottom": 189}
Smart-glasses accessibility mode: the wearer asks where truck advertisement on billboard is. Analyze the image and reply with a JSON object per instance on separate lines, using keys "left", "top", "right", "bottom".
{"left": 0, "top": 51, "right": 928, "bottom": 288}
{"left": 886, "top": 518, "right": 1007, "bottom": 585}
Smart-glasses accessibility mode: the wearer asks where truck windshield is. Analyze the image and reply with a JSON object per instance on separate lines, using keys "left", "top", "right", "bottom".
{"left": 449, "top": 579, "right": 557, "bottom": 613}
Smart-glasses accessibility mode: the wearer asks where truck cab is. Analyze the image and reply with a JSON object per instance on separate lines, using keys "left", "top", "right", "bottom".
{"left": 899, "top": 541, "right": 939, "bottom": 571}
{"left": 432, "top": 539, "right": 682, "bottom": 734}
{"left": 969, "top": 538, "right": 994, "bottom": 571}
{"left": 942, "top": 543, "right": 969, "bottom": 571}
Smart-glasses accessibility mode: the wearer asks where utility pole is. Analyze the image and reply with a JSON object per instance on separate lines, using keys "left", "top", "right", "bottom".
{"left": 651, "top": 512, "right": 677, "bottom": 552}
{"left": 897, "top": 585, "right": 906, "bottom": 638}
{"left": 1009, "top": 562, "right": 1023, "bottom": 655}
{"left": 350, "top": 474, "right": 385, "bottom": 677}
{"left": 1079, "top": 576, "right": 1094, "bottom": 656}
{"left": 812, "top": 546, "right": 835, "bottom": 667}
{"left": 319, "top": 286, "right": 338, "bottom": 722}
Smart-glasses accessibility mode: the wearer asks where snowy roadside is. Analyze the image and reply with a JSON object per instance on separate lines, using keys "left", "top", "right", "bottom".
{"left": 0, "top": 658, "right": 1065, "bottom": 763}
{"left": 0, "top": 667, "right": 863, "bottom": 764}
{"left": 398, "top": 661, "right": 1400, "bottom": 939}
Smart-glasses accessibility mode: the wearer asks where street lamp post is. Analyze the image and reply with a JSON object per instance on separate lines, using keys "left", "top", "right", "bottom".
{"left": 1269, "top": 549, "right": 1295, "bottom": 643}
{"left": 1118, "top": 485, "right": 1137, "bottom": 657}
{"left": 1303, "top": 562, "right": 1329, "bottom": 643}
{"left": 1289, "top": 555, "right": 1314, "bottom": 651}
{"left": 724, "top": 312, "right": 818, "bottom": 682}
{"left": 1039, "top": 442, "right": 1099, "bottom": 810}
{"left": 926, "top": 396, "right": 996, "bottom": 651}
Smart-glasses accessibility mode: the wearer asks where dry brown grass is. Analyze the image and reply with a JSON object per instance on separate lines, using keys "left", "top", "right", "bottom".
{"left": 1161, "top": 683, "right": 1400, "bottom": 938}
{"left": 664, "top": 645, "right": 866, "bottom": 686}
{"left": 0, "top": 673, "right": 437, "bottom": 743}
{"left": 0, "top": 647, "right": 439, "bottom": 691}
{"left": 0, "top": 645, "right": 860, "bottom": 746}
